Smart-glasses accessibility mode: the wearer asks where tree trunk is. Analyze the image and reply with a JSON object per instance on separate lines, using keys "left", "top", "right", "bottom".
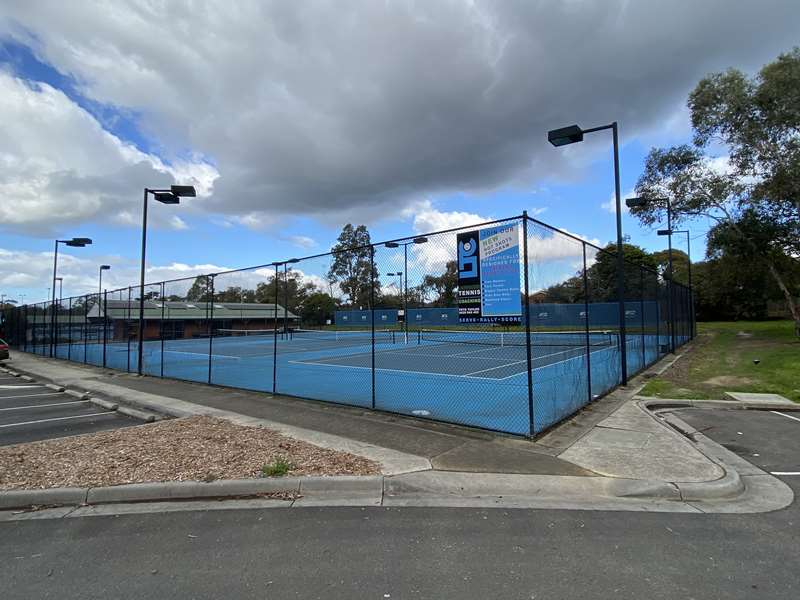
{"left": 764, "top": 260, "right": 800, "bottom": 337}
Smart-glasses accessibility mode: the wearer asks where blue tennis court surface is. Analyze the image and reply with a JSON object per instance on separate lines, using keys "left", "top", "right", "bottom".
{"left": 42, "top": 327, "right": 687, "bottom": 436}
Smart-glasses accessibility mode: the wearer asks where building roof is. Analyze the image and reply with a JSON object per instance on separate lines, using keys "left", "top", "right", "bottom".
{"left": 86, "top": 301, "right": 299, "bottom": 321}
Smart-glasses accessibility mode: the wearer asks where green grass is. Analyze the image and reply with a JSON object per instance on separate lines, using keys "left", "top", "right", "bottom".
{"left": 261, "top": 456, "right": 293, "bottom": 477}
{"left": 639, "top": 320, "right": 800, "bottom": 402}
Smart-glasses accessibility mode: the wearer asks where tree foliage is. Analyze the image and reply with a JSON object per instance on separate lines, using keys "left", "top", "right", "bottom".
{"left": 327, "top": 224, "right": 379, "bottom": 308}
{"left": 632, "top": 47, "right": 800, "bottom": 334}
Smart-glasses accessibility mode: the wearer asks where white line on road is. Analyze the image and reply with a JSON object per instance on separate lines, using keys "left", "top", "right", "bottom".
{"left": 0, "top": 392, "right": 63, "bottom": 400}
{"left": 771, "top": 411, "right": 800, "bottom": 424}
{"left": 0, "top": 400, "right": 89, "bottom": 411}
{"left": 771, "top": 472, "right": 800, "bottom": 476}
{"left": 0, "top": 412, "right": 115, "bottom": 429}
{"left": 0, "top": 384, "right": 42, "bottom": 389}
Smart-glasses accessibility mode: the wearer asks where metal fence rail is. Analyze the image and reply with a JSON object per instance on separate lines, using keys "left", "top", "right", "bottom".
{"left": 1, "top": 212, "right": 694, "bottom": 436}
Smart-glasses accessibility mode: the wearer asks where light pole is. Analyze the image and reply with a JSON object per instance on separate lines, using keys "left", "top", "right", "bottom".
{"left": 549, "top": 122, "right": 628, "bottom": 384}
{"left": 137, "top": 185, "right": 195, "bottom": 375}
{"left": 386, "top": 272, "right": 403, "bottom": 296}
{"left": 384, "top": 237, "right": 428, "bottom": 341}
{"left": 283, "top": 259, "right": 300, "bottom": 335}
{"left": 51, "top": 237, "right": 92, "bottom": 356}
{"left": 99, "top": 265, "right": 111, "bottom": 298}
{"left": 627, "top": 195, "right": 677, "bottom": 353}
{"left": 667, "top": 229, "right": 693, "bottom": 339}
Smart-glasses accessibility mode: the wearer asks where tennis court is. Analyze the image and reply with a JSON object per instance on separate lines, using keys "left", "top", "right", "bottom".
{"left": 75, "top": 326, "right": 632, "bottom": 435}
{"left": 5, "top": 212, "right": 694, "bottom": 436}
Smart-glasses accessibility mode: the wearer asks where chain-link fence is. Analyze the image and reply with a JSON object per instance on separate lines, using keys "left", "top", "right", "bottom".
{"left": 1, "top": 212, "right": 694, "bottom": 436}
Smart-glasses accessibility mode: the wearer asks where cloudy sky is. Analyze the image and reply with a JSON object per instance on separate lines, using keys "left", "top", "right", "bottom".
{"left": 1, "top": 0, "right": 798, "bottom": 302}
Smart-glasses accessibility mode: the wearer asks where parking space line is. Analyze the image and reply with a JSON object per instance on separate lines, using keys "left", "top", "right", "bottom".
{"left": 771, "top": 472, "right": 800, "bottom": 476}
{"left": 0, "top": 384, "right": 43, "bottom": 389}
{"left": 0, "top": 400, "right": 90, "bottom": 411}
{"left": 0, "top": 392, "right": 63, "bottom": 400}
{"left": 0, "top": 412, "right": 115, "bottom": 429}
{"left": 771, "top": 411, "right": 800, "bottom": 424}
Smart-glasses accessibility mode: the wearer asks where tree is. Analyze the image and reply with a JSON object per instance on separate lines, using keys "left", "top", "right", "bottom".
{"left": 586, "top": 244, "right": 658, "bottom": 301}
{"left": 420, "top": 260, "right": 458, "bottom": 307}
{"left": 633, "top": 48, "right": 800, "bottom": 335}
{"left": 650, "top": 249, "right": 691, "bottom": 287}
{"left": 186, "top": 276, "right": 211, "bottom": 302}
{"left": 327, "top": 224, "right": 379, "bottom": 308}
{"left": 214, "top": 286, "right": 256, "bottom": 303}
{"left": 297, "top": 292, "right": 339, "bottom": 326}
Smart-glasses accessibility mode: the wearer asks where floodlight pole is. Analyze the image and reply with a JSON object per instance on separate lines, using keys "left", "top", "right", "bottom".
{"left": 583, "top": 122, "right": 628, "bottom": 385}
{"left": 672, "top": 229, "right": 693, "bottom": 339}
{"left": 666, "top": 199, "right": 675, "bottom": 353}
{"left": 137, "top": 185, "right": 195, "bottom": 374}
{"left": 50, "top": 240, "right": 59, "bottom": 357}
{"left": 138, "top": 188, "right": 149, "bottom": 374}
{"left": 549, "top": 121, "right": 628, "bottom": 384}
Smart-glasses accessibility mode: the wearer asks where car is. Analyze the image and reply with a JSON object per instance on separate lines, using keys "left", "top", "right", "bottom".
{"left": 0, "top": 338, "right": 9, "bottom": 361}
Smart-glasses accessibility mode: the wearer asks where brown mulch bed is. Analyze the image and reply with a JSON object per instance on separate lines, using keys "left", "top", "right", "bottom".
{"left": 0, "top": 416, "right": 380, "bottom": 490}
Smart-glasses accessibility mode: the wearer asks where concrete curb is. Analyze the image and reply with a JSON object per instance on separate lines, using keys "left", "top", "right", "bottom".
{"left": 116, "top": 405, "right": 157, "bottom": 422}
{"left": 1, "top": 476, "right": 384, "bottom": 509}
{"left": 642, "top": 398, "right": 800, "bottom": 412}
{"left": 0, "top": 487, "right": 88, "bottom": 509}
{"left": 89, "top": 397, "right": 119, "bottom": 411}
{"left": 44, "top": 382, "right": 65, "bottom": 392}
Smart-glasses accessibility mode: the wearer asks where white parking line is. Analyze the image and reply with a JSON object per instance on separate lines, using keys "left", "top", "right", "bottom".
{"left": 771, "top": 411, "right": 800, "bottom": 424}
{"left": 0, "top": 412, "right": 115, "bottom": 428}
{"left": 771, "top": 472, "right": 800, "bottom": 476}
{"left": 0, "top": 392, "right": 63, "bottom": 400}
{"left": 0, "top": 384, "right": 43, "bottom": 389}
{"left": 0, "top": 400, "right": 89, "bottom": 411}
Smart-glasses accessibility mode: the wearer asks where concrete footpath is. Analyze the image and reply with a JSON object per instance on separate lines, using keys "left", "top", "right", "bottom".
{"left": 0, "top": 350, "right": 795, "bottom": 515}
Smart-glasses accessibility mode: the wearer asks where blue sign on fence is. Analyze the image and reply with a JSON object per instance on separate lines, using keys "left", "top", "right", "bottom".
{"left": 457, "top": 224, "right": 521, "bottom": 323}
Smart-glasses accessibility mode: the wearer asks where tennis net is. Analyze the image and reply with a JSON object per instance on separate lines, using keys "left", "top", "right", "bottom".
{"left": 214, "top": 328, "right": 282, "bottom": 340}
{"left": 418, "top": 329, "right": 618, "bottom": 348}
{"left": 290, "top": 328, "right": 396, "bottom": 344}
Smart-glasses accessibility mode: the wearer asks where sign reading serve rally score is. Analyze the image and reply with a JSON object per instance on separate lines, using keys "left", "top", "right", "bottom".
{"left": 456, "top": 224, "right": 522, "bottom": 323}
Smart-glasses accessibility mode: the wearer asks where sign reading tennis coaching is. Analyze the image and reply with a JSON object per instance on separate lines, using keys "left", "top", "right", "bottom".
{"left": 457, "top": 224, "right": 522, "bottom": 323}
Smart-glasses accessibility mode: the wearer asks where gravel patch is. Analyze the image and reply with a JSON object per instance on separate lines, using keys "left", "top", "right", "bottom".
{"left": 0, "top": 416, "right": 381, "bottom": 490}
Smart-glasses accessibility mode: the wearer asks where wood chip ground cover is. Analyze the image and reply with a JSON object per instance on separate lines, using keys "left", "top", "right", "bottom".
{"left": 0, "top": 416, "right": 380, "bottom": 490}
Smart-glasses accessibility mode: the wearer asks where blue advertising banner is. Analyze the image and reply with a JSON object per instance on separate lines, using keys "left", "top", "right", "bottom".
{"left": 457, "top": 224, "right": 522, "bottom": 323}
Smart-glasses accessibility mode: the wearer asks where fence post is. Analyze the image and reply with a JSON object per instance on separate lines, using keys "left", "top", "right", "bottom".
{"left": 67, "top": 297, "right": 73, "bottom": 361}
{"left": 370, "top": 244, "right": 376, "bottom": 410}
{"left": 83, "top": 295, "right": 88, "bottom": 364}
{"left": 582, "top": 242, "right": 593, "bottom": 404}
{"left": 23, "top": 304, "right": 28, "bottom": 352}
{"left": 522, "top": 213, "right": 535, "bottom": 436}
{"left": 103, "top": 291, "right": 108, "bottom": 369}
{"left": 159, "top": 283, "right": 165, "bottom": 377}
{"left": 272, "top": 263, "right": 279, "bottom": 394}
{"left": 640, "top": 268, "right": 645, "bottom": 369}
{"left": 126, "top": 287, "right": 132, "bottom": 373}
{"left": 208, "top": 275, "right": 215, "bottom": 384}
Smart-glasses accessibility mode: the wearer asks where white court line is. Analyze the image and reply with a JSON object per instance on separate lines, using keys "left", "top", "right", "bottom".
{"left": 0, "top": 392, "right": 63, "bottom": 400}
{"left": 771, "top": 411, "right": 800, "bottom": 424}
{"left": 0, "top": 400, "right": 89, "bottom": 411}
{"left": 161, "top": 350, "right": 240, "bottom": 360}
{"left": 0, "top": 412, "right": 115, "bottom": 429}
{"left": 771, "top": 472, "right": 800, "bottom": 476}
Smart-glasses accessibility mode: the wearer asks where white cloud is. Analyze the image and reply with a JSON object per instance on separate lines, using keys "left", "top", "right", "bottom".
{"left": 0, "top": 72, "right": 217, "bottom": 235}
{"left": 288, "top": 235, "right": 317, "bottom": 250}
{"left": 600, "top": 189, "right": 636, "bottom": 214}
{"left": 2, "top": 0, "right": 796, "bottom": 232}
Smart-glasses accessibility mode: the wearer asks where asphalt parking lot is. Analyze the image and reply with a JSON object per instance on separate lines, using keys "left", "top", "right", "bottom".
{"left": 675, "top": 406, "right": 800, "bottom": 494}
{"left": 0, "top": 372, "right": 139, "bottom": 446}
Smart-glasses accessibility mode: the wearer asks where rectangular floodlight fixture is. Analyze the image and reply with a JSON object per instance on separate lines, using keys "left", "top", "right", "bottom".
{"left": 154, "top": 192, "right": 180, "bottom": 204}
{"left": 548, "top": 125, "right": 583, "bottom": 147}
{"left": 171, "top": 185, "right": 197, "bottom": 197}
